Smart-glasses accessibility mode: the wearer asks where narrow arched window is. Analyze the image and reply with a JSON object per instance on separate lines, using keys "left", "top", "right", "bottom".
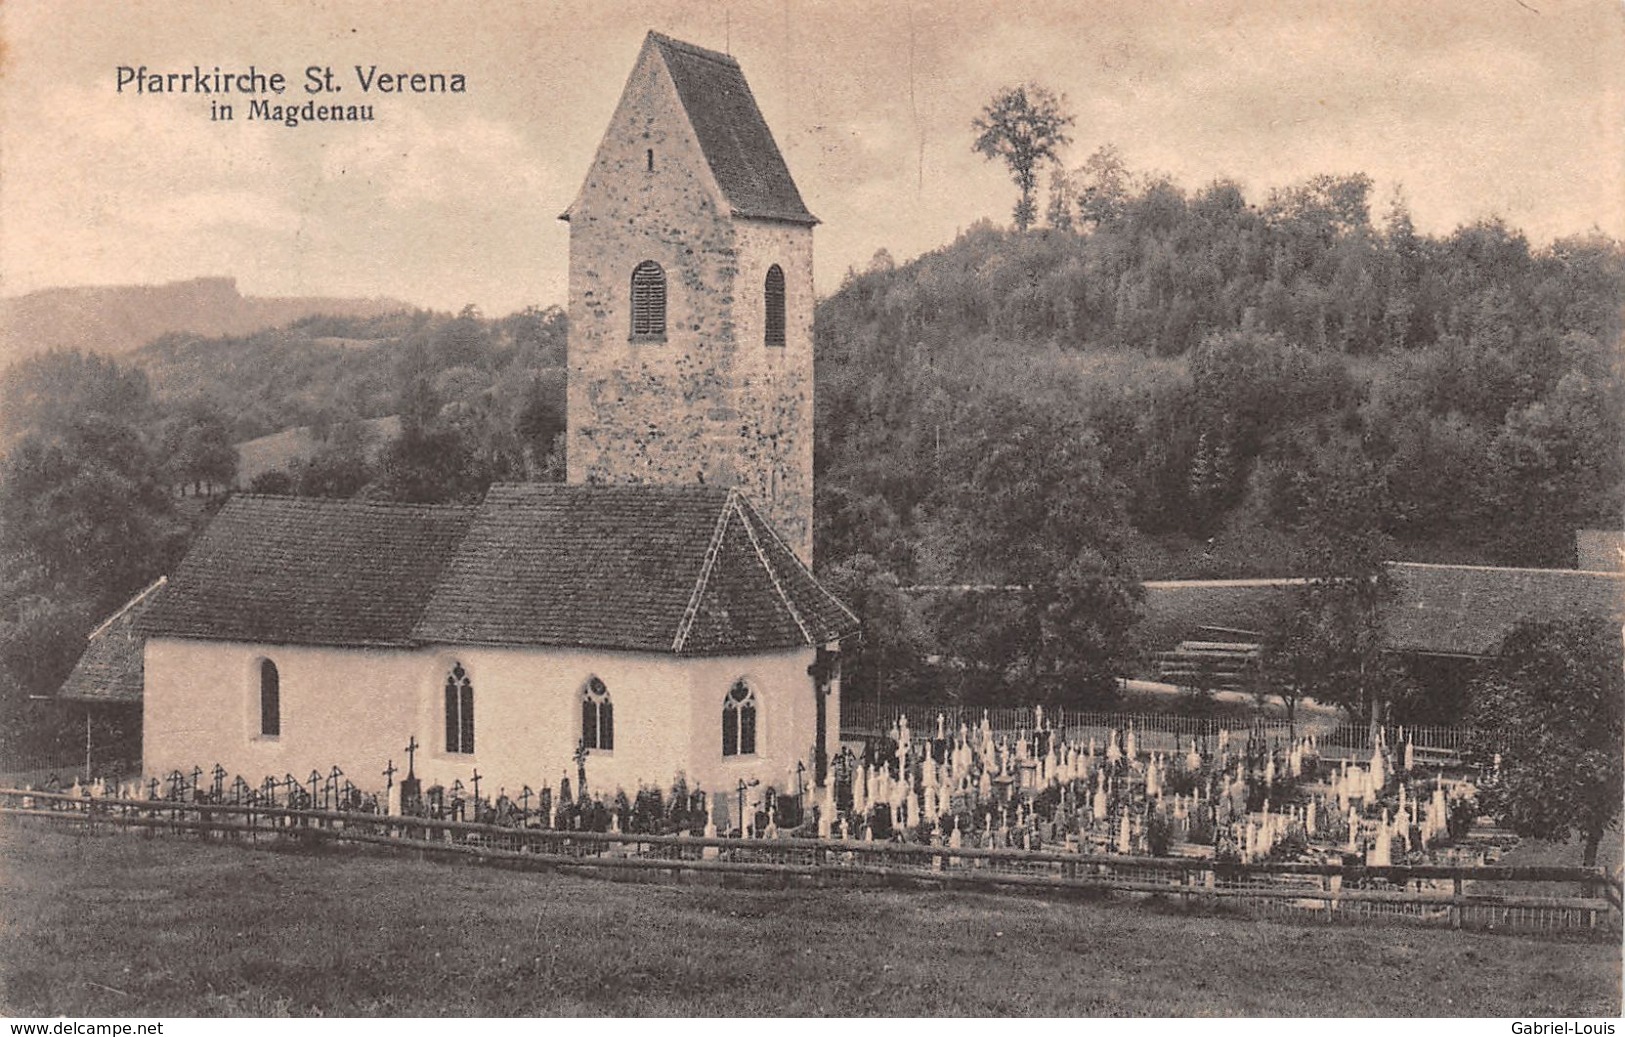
{"left": 630, "top": 261, "right": 666, "bottom": 339}
{"left": 581, "top": 676, "right": 613, "bottom": 751}
{"left": 722, "top": 680, "right": 757, "bottom": 757}
{"left": 259, "top": 659, "right": 280, "bottom": 737}
{"left": 764, "top": 264, "right": 786, "bottom": 347}
{"left": 444, "top": 662, "right": 474, "bottom": 754}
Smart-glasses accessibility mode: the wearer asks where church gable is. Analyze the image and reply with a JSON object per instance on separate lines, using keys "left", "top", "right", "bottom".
{"left": 564, "top": 32, "right": 814, "bottom": 228}
{"left": 563, "top": 32, "right": 728, "bottom": 227}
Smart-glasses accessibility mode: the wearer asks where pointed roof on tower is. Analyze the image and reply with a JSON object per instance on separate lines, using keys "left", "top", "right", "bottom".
{"left": 646, "top": 32, "right": 816, "bottom": 226}
{"left": 564, "top": 31, "right": 816, "bottom": 227}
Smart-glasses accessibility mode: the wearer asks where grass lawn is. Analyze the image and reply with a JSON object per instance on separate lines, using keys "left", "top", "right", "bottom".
{"left": 0, "top": 823, "right": 1618, "bottom": 1018}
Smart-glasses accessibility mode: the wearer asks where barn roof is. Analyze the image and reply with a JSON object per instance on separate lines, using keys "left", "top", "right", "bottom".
{"left": 647, "top": 32, "right": 817, "bottom": 226}
{"left": 57, "top": 577, "right": 167, "bottom": 703}
{"left": 136, "top": 484, "right": 855, "bottom": 656}
{"left": 1384, "top": 562, "right": 1625, "bottom": 657}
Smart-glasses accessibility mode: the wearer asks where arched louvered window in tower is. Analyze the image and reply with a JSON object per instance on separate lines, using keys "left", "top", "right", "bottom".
{"left": 259, "top": 659, "right": 280, "bottom": 738}
{"left": 444, "top": 662, "right": 474, "bottom": 754}
{"left": 764, "top": 264, "right": 786, "bottom": 347}
{"left": 581, "top": 676, "right": 614, "bottom": 751}
{"left": 630, "top": 261, "right": 667, "bottom": 339}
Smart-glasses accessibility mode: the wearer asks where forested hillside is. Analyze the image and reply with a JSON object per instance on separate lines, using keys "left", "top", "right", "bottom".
{"left": 814, "top": 173, "right": 1623, "bottom": 581}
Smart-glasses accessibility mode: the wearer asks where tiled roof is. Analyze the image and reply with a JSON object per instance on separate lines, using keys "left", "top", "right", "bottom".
{"left": 136, "top": 496, "right": 476, "bottom": 648}
{"left": 137, "top": 485, "right": 856, "bottom": 656}
{"left": 1384, "top": 562, "right": 1625, "bottom": 657}
{"left": 415, "top": 483, "right": 855, "bottom": 654}
{"left": 649, "top": 32, "right": 817, "bottom": 226}
{"left": 58, "top": 578, "right": 167, "bottom": 703}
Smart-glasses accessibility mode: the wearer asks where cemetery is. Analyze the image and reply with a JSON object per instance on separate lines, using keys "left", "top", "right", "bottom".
{"left": 4, "top": 705, "right": 1618, "bottom": 939}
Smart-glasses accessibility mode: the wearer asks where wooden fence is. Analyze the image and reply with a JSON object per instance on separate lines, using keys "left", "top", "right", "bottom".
{"left": 4, "top": 788, "right": 1616, "bottom": 938}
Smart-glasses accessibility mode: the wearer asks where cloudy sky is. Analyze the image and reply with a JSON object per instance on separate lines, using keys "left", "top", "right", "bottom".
{"left": 2, "top": 0, "right": 1621, "bottom": 315}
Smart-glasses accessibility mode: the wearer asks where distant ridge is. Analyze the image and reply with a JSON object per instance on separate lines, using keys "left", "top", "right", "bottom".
{"left": 0, "top": 277, "right": 414, "bottom": 367}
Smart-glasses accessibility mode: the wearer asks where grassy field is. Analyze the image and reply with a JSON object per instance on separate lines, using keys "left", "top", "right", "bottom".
{"left": 1, "top": 823, "right": 1618, "bottom": 1018}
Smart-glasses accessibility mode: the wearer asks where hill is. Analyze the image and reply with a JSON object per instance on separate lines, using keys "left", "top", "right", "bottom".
{"left": 814, "top": 184, "right": 1625, "bottom": 580}
{"left": 235, "top": 415, "right": 402, "bottom": 485}
{"left": 0, "top": 277, "right": 413, "bottom": 369}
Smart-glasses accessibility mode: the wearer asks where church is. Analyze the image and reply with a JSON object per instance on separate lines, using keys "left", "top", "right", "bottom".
{"left": 126, "top": 31, "right": 857, "bottom": 809}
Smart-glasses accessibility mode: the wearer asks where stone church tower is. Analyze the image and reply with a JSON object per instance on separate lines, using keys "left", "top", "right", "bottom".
{"left": 563, "top": 32, "right": 818, "bottom": 563}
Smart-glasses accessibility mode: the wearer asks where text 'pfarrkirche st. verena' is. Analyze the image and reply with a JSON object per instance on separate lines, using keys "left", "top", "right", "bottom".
{"left": 114, "top": 65, "right": 467, "bottom": 95}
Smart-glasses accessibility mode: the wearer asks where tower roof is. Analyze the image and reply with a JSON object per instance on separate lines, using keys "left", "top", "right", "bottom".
{"left": 645, "top": 32, "right": 816, "bottom": 226}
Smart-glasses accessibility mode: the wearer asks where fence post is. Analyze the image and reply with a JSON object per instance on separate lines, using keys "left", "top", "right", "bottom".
{"left": 1452, "top": 875, "right": 1463, "bottom": 930}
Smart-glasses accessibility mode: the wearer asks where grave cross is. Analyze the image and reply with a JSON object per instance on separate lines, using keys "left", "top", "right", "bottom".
{"left": 327, "top": 766, "right": 344, "bottom": 810}
{"left": 404, "top": 736, "right": 419, "bottom": 780}
{"left": 307, "top": 770, "right": 322, "bottom": 807}
{"left": 191, "top": 765, "right": 204, "bottom": 794}
{"left": 147, "top": 776, "right": 161, "bottom": 800}
{"left": 471, "top": 769, "right": 482, "bottom": 808}
{"left": 520, "top": 785, "right": 533, "bottom": 816}
{"left": 737, "top": 777, "right": 759, "bottom": 838}
{"left": 211, "top": 764, "right": 227, "bottom": 801}
{"left": 382, "top": 759, "right": 398, "bottom": 792}
{"left": 231, "top": 776, "right": 250, "bottom": 805}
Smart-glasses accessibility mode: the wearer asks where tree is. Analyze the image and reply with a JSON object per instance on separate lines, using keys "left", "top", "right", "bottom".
{"left": 926, "top": 393, "right": 1141, "bottom": 703}
{"left": 819, "top": 553, "right": 932, "bottom": 704}
{"left": 1467, "top": 618, "right": 1623, "bottom": 867}
{"left": 972, "top": 84, "right": 1074, "bottom": 231}
{"left": 1073, "top": 144, "right": 1132, "bottom": 228}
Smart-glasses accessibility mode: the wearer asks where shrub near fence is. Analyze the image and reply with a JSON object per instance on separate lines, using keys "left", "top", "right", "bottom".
{"left": 4, "top": 788, "right": 1616, "bottom": 937}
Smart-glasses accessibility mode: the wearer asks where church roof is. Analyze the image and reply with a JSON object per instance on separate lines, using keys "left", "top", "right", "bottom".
{"left": 1384, "top": 561, "right": 1625, "bottom": 657}
{"left": 58, "top": 577, "right": 167, "bottom": 703}
{"left": 647, "top": 32, "right": 817, "bottom": 226}
{"left": 137, "top": 484, "right": 856, "bottom": 656}
{"left": 137, "top": 496, "right": 478, "bottom": 648}
{"left": 416, "top": 483, "right": 853, "bottom": 653}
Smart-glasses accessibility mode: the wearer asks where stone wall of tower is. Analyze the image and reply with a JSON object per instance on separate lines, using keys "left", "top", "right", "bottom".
{"left": 565, "top": 45, "right": 815, "bottom": 563}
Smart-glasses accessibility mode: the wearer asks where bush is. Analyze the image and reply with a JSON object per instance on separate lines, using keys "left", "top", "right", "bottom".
{"left": 1146, "top": 809, "right": 1174, "bottom": 856}
{"left": 1187, "top": 805, "right": 1216, "bottom": 846}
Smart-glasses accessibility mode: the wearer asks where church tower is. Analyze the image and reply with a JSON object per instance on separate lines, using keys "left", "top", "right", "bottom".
{"left": 563, "top": 32, "right": 818, "bottom": 564}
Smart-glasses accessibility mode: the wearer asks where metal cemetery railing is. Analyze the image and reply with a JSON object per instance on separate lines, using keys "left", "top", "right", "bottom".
{"left": 840, "top": 704, "right": 1477, "bottom": 763}
{"left": 4, "top": 788, "right": 1616, "bottom": 937}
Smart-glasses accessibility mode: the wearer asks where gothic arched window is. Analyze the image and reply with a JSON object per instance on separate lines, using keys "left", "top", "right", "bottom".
{"left": 581, "top": 676, "right": 613, "bottom": 751}
{"left": 630, "top": 261, "right": 667, "bottom": 339}
{"left": 722, "top": 679, "right": 757, "bottom": 757}
{"left": 444, "top": 662, "right": 474, "bottom": 754}
{"left": 259, "top": 659, "right": 280, "bottom": 738}
{"left": 764, "top": 264, "right": 786, "bottom": 347}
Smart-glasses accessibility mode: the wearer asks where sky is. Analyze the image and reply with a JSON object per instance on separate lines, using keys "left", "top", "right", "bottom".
{"left": 2, "top": 0, "right": 1621, "bottom": 315}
